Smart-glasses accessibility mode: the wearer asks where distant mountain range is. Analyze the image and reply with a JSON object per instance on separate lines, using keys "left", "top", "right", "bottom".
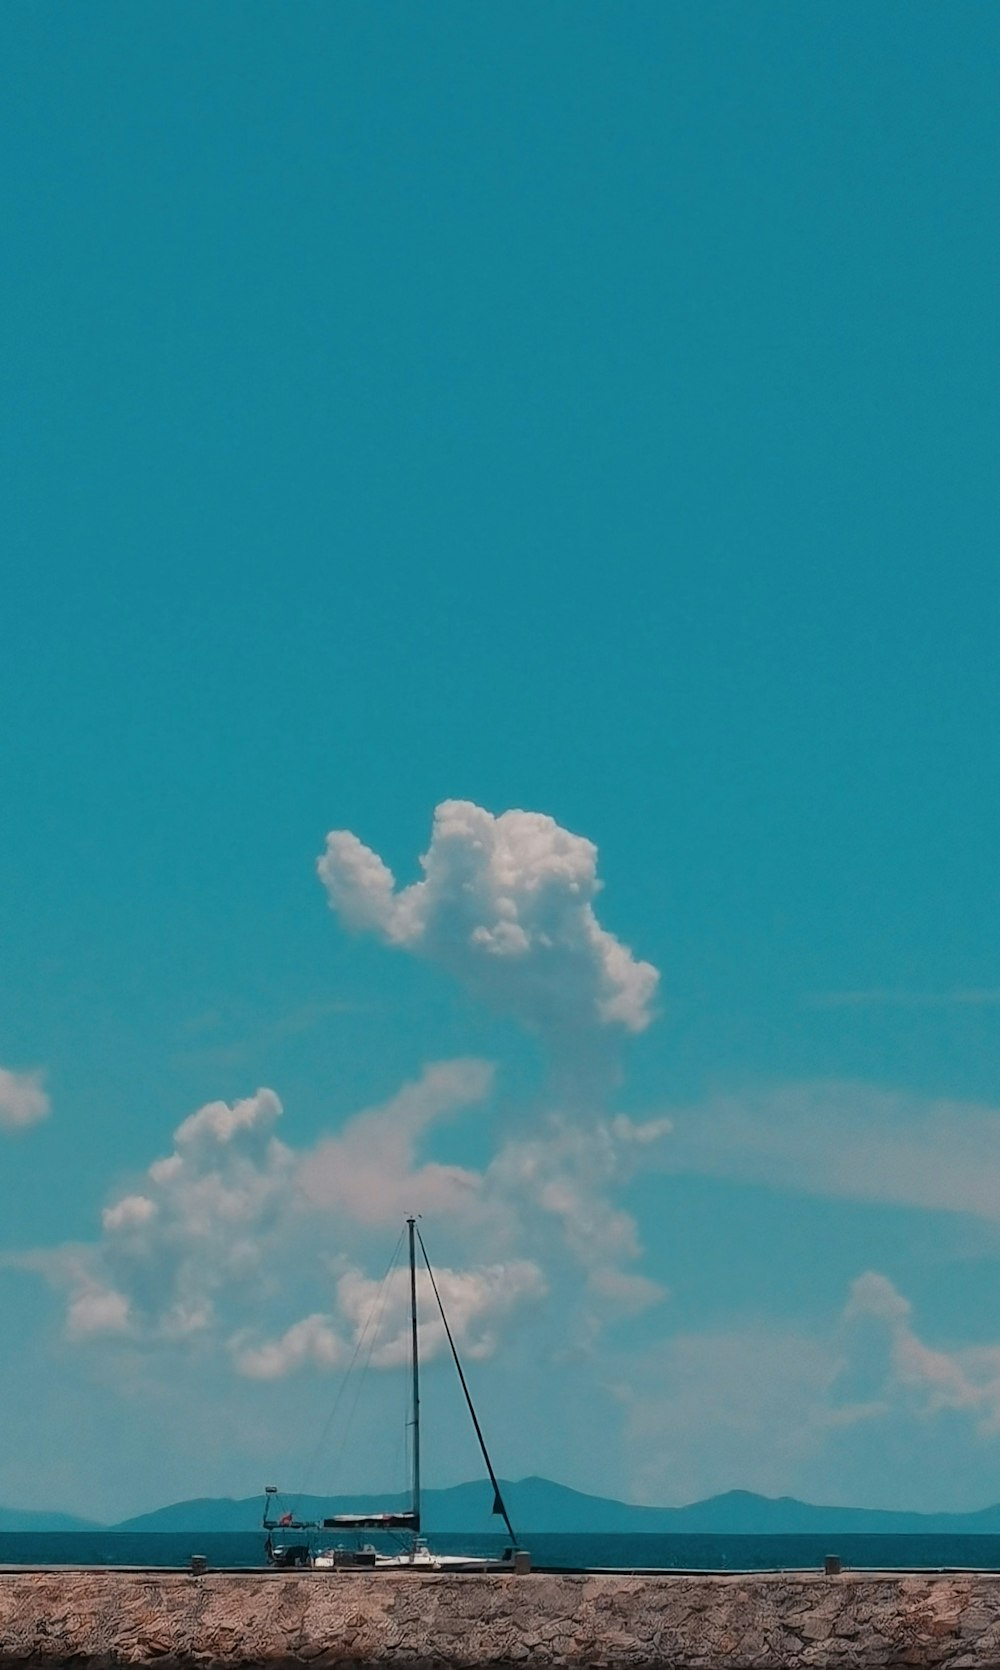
{"left": 9, "top": 1477, "right": 1000, "bottom": 1535}
{"left": 0, "top": 1507, "right": 104, "bottom": 1532}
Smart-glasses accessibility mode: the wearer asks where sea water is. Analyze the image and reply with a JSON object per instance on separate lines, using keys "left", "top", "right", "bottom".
{"left": 4, "top": 1531, "right": 1000, "bottom": 1571}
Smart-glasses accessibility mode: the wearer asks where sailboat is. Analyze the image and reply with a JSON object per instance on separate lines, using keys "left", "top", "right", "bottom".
{"left": 263, "top": 1218, "right": 528, "bottom": 1572}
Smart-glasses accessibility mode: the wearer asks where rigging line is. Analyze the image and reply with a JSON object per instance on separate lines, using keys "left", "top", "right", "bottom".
{"left": 325, "top": 1229, "right": 405, "bottom": 1497}
{"left": 320, "top": 1228, "right": 404, "bottom": 1500}
{"left": 291, "top": 1225, "right": 405, "bottom": 1511}
{"left": 414, "top": 1224, "right": 519, "bottom": 1547}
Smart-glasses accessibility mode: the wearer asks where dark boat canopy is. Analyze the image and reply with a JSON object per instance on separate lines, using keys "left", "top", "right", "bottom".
{"left": 322, "top": 1512, "right": 419, "bottom": 1530}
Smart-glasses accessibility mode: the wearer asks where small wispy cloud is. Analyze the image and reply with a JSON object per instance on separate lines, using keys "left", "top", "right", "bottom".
{"left": 0, "top": 1067, "right": 49, "bottom": 1133}
{"left": 663, "top": 1080, "right": 1000, "bottom": 1221}
{"left": 172, "top": 998, "right": 369, "bottom": 1073}
{"left": 806, "top": 988, "right": 1000, "bottom": 1011}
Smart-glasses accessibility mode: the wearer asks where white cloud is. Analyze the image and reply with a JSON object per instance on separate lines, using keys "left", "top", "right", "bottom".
{"left": 297, "top": 1059, "right": 490, "bottom": 1227}
{"left": 336, "top": 1259, "right": 547, "bottom": 1369}
{"left": 19, "top": 1016, "right": 671, "bottom": 1418}
{"left": 292, "top": 1067, "right": 668, "bottom": 1358}
{"left": 844, "top": 1271, "right": 1000, "bottom": 1431}
{"left": 54, "top": 1088, "right": 295, "bottom": 1349}
{"left": 235, "top": 1313, "right": 346, "bottom": 1381}
{"left": 844, "top": 1270, "right": 912, "bottom": 1325}
{"left": 226, "top": 1061, "right": 656, "bottom": 1379}
{"left": 32, "top": 1068, "right": 562, "bottom": 1385}
{"left": 237, "top": 1258, "right": 547, "bottom": 1383}
{"left": 306, "top": 802, "right": 667, "bottom": 1346}
{"left": 610, "top": 1113, "right": 674, "bottom": 1145}
{"left": 317, "top": 801, "right": 659, "bottom": 1047}
{"left": 0, "top": 1067, "right": 49, "bottom": 1132}
{"left": 663, "top": 1080, "right": 1000, "bottom": 1220}
{"left": 102, "top": 1195, "right": 157, "bottom": 1232}
{"left": 486, "top": 1112, "right": 670, "bottom": 1322}
{"left": 174, "top": 1089, "right": 283, "bottom": 1151}
{"left": 66, "top": 1279, "right": 131, "bottom": 1341}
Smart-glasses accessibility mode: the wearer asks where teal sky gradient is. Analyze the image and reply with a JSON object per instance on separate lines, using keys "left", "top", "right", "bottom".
{"left": 2, "top": 2, "right": 1000, "bottom": 1521}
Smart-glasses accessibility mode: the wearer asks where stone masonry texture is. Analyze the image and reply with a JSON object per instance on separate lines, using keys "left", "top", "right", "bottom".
{"left": 2, "top": 1569, "right": 1000, "bottom": 1670}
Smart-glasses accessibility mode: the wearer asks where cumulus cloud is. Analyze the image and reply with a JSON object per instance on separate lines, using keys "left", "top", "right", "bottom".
{"left": 102, "top": 1195, "right": 157, "bottom": 1233}
{"left": 24, "top": 1054, "right": 666, "bottom": 1394}
{"left": 32, "top": 1067, "right": 565, "bottom": 1387}
{"left": 486, "top": 1112, "right": 670, "bottom": 1324}
{"left": 844, "top": 1271, "right": 913, "bottom": 1326}
{"left": 67, "top": 1280, "right": 131, "bottom": 1341}
{"left": 306, "top": 802, "right": 667, "bottom": 1340}
{"left": 298, "top": 1059, "right": 491, "bottom": 1227}
{"left": 317, "top": 801, "right": 659, "bottom": 1050}
{"left": 23, "top": 1248, "right": 136, "bottom": 1341}
{"left": 55, "top": 1088, "right": 295, "bottom": 1348}
{"left": 337, "top": 1259, "right": 547, "bottom": 1368}
{"left": 285, "top": 1073, "right": 665, "bottom": 1369}
{"left": 237, "top": 1259, "right": 547, "bottom": 1382}
{"left": 843, "top": 1272, "right": 1000, "bottom": 1431}
{"left": 231, "top": 1062, "right": 658, "bottom": 1377}
{"left": 0, "top": 1067, "right": 49, "bottom": 1132}
{"left": 236, "top": 1313, "right": 346, "bottom": 1381}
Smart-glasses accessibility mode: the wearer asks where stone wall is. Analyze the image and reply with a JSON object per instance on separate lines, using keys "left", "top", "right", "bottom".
{"left": 2, "top": 1568, "right": 1000, "bottom": 1669}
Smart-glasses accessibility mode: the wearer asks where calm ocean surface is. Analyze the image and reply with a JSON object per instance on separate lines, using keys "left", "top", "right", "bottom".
{"left": 4, "top": 1532, "right": 1000, "bottom": 1572}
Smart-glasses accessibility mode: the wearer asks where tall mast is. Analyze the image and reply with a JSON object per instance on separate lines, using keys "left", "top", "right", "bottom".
{"left": 407, "top": 1216, "right": 421, "bottom": 1531}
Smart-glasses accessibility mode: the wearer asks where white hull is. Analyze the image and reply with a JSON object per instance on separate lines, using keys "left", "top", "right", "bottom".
{"left": 312, "top": 1537, "right": 518, "bottom": 1572}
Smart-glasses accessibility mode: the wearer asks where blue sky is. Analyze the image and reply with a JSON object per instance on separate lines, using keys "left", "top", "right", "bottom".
{"left": 3, "top": 1, "right": 1000, "bottom": 1523}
